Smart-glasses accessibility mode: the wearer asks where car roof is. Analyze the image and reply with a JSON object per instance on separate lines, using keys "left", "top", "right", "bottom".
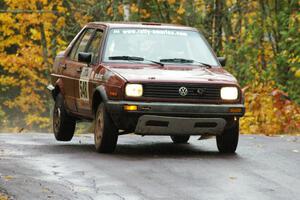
{"left": 87, "top": 21, "right": 198, "bottom": 31}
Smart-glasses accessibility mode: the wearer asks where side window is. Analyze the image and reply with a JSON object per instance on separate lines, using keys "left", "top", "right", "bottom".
{"left": 86, "top": 30, "right": 103, "bottom": 64}
{"left": 69, "top": 28, "right": 94, "bottom": 61}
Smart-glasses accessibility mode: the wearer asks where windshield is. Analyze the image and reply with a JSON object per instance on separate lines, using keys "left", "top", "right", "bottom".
{"left": 103, "top": 28, "right": 219, "bottom": 66}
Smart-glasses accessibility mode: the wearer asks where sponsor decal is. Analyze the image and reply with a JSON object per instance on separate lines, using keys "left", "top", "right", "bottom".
{"left": 112, "top": 29, "right": 188, "bottom": 36}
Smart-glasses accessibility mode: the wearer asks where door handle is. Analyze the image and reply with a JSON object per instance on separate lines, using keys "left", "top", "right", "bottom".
{"left": 77, "top": 67, "right": 82, "bottom": 73}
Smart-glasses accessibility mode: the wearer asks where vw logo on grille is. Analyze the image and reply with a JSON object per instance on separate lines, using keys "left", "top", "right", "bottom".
{"left": 197, "top": 88, "right": 206, "bottom": 96}
{"left": 179, "top": 86, "right": 188, "bottom": 96}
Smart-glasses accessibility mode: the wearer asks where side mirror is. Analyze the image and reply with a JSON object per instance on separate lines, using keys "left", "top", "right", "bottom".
{"left": 217, "top": 57, "right": 226, "bottom": 67}
{"left": 78, "top": 52, "right": 92, "bottom": 64}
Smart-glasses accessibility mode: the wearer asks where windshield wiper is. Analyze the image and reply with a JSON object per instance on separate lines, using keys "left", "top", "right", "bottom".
{"left": 160, "top": 58, "right": 194, "bottom": 63}
{"left": 160, "top": 58, "right": 212, "bottom": 68}
{"left": 109, "top": 56, "right": 164, "bottom": 66}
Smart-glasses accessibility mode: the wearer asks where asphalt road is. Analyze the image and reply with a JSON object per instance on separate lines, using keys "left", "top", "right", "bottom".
{"left": 0, "top": 133, "right": 299, "bottom": 200}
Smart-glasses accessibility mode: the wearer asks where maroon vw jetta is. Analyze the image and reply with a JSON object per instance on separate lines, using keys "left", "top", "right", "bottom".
{"left": 48, "top": 22, "right": 245, "bottom": 153}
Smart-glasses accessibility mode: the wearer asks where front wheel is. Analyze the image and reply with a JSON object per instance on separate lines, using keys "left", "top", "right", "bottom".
{"left": 170, "top": 135, "right": 190, "bottom": 144}
{"left": 94, "top": 103, "right": 118, "bottom": 153}
{"left": 53, "top": 94, "right": 76, "bottom": 141}
{"left": 216, "top": 120, "right": 239, "bottom": 153}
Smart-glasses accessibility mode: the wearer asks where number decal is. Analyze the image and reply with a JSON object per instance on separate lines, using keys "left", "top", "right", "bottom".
{"left": 79, "top": 67, "right": 91, "bottom": 100}
{"left": 79, "top": 80, "right": 88, "bottom": 99}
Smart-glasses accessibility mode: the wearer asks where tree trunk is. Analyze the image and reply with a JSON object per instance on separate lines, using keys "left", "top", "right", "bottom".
{"left": 259, "top": 0, "right": 267, "bottom": 70}
{"left": 213, "top": 0, "right": 223, "bottom": 54}
{"left": 36, "top": 2, "right": 49, "bottom": 67}
{"left": 203, "top": 0, "right": 214, "bottom": 44}
{"left": 123, "top": 0, "right": 130, "bottom": 21}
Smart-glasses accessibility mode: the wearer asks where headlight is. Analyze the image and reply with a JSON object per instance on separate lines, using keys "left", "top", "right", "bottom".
{"left": 220, "top": 87, "right": 238, "bottom": 100}
{"left": 125, "top": 84, "right": 143, "bottom": 97}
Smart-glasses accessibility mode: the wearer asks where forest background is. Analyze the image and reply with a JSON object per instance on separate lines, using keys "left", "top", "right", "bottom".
{"left": 0, "top": 0, "right": 299, "bottom": 135}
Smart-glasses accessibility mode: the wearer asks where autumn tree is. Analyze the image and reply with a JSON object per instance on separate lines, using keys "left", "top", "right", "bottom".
{"left": 0, "top": 0, "right": 66, "bottom": 131}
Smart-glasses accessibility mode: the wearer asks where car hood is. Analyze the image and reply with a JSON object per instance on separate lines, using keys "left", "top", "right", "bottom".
{"left": 106, "top": 64, "right": 238, "bottom": 84}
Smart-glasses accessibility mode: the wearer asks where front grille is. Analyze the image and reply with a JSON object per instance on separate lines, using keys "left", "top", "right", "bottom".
{"left": 143, "top": 83, "right": 222, "bottom": 100}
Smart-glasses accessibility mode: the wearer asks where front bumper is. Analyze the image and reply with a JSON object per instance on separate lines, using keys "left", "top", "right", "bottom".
{"left": 105, "top": 100, "right": 245, "bottom": 135}
{"left": 106, "top": 101, "right": 245, "bottom": 116}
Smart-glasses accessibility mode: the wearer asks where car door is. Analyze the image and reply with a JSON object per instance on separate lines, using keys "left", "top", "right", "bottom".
{"left": 74, "top": 29, "right": 104, "bottom": 116}
{"left": 63, "top": 28, "right": 95, "bottom": 113}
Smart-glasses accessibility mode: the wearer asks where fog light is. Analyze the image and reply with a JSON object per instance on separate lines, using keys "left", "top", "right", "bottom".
{"left": 124, "top": 105, "right": 138, "bottom": 111}
{"left": 229, "top": 108, "right": 242, "bottom": 113}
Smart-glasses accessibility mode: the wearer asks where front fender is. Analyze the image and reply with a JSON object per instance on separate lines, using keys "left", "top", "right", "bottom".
{"left": 92, "top": 85, "right": 109, "bottom": 114}
{"left": 94, "top": 85, "right": 108, "bottom": 102}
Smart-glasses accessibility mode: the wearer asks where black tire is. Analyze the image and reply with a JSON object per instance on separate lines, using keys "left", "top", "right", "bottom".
{"left": 216, "top": 120, "right": 239, "bottom": 153}
{"left": 170, "top": 135, "right": 190, "bottom": 144}
{"left": 94, "top": 103, "right": 118, "bottom": 153}
{"left": 53, "top": 93, "right": 76, "bottom": 141}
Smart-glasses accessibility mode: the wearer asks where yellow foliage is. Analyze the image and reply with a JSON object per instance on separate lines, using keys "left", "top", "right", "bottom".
{"left": 241, "top": 82, "right": 300, "bottom": 134}
{"left": 140, "top": 9, "right": 151, "bottom": 19}
{"left": 194, "top": 0, "right": 205, "bottom": 12}
{"left": 130, "top": 3, "right": 139, "bottom": 13}
{"left": 56, "top": 17, "right": 65, "bottom": 28}
{"left": 0, "top": 76, "right": 18, "bottom": 87}
{"left": 30, "top": 28, "right": 40, "bottom": 40}
{"left": 177, "top": 5, "right": 185, "bottom": 15}
{"left": 107, "top": 6, "right": 113, "bottom": 16}
{"left": 171, "top": 15, "right": 182, "bottom": 24}
{"left": 26, "top": 115, "right": 50, "bottom": 129}
{"left": 295, "top": 69, "right": 300, "bottom": 78}
{"left": 118, "top": 4, "right": 124, "bottom": 15}
{"left": 167, "top": 0, "right": 176, "bottom": 4}
{"left": 74, "top": 12, "right": 92, "bottom": 27}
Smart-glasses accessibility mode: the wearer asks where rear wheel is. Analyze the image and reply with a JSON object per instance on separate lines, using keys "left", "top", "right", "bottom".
{"left": 53, "top": 94, "right": 76, "bottom": 141}
{"left": 170, "top": 135, "right": 190, "bottom": 144}
{"left": 94, "top": 103, "right": 118, "bottom": 153}
{"left": 216, "top": 120, "right": 239, "bottom": 153}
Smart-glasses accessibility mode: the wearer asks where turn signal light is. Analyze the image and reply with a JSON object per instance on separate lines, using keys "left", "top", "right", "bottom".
{"left": 123, "top": 105, "right": 138, "bottom": 111}
{"left": 109, "top": 91, "right": 118, "bottom": 97}
{"left": 229, "top": 108, "right": 242, "bottom": 113}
